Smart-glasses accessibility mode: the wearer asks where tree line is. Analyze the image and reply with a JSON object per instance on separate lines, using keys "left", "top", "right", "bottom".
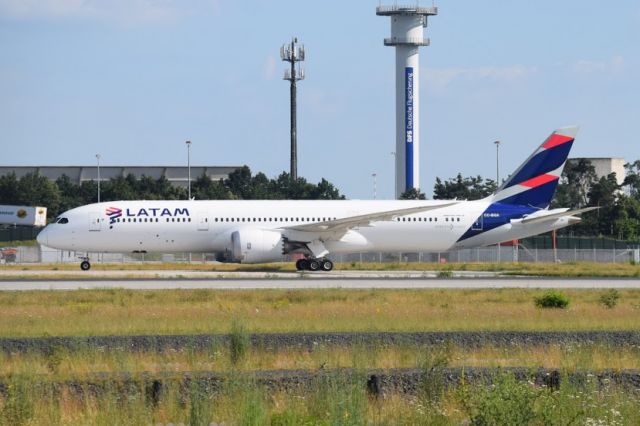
{"left": 0, "top": 166, "right": 343, "bottom": 220}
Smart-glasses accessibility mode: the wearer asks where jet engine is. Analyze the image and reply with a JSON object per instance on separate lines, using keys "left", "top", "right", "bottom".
{"left": 230, "top": 229, "right": 284, "bottom": 263}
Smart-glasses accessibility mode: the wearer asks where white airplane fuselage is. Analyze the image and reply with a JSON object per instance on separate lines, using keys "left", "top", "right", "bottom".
{"left": 37, "top": 199, "right": 575, "bottom": 262}
{"left": 37, "top": 127, "right": 586, "bottom": 267}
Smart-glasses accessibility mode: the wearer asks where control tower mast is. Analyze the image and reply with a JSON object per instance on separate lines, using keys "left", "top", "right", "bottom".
{"left": 377, "top": 4, "right": 437, "bottom": 198}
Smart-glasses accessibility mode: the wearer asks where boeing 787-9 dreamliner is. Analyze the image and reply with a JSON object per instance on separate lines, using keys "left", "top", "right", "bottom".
{"left": 38, "top": 126, "right": 595, "bottom": 271}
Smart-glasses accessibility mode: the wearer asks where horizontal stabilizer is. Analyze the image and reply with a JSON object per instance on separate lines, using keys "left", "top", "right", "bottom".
{"left": 520, "top": 206, "right": 599, "bottom": 225}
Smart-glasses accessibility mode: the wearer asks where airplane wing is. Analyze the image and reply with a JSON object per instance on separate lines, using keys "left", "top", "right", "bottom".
{"left": 521, "top": 206, "right": 599, "bottom": 225}
{"left": 283, "top": 202, "right": 458, "bottom": 233}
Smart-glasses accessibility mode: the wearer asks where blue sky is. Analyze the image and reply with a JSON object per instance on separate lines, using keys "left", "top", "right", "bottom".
{"left": 1, "top": 0, "right": 639, "bottom": 199}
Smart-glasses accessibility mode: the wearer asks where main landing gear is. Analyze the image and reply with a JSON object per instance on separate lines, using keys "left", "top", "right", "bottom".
{"left": 295, "top": 258, "right": 333, "bottom": 272}
{"left": 79, "top": 257, "right": 91, "bottom": 271}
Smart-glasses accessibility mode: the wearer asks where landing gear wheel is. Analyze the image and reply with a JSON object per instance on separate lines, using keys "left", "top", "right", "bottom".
{"left": 80, "top": 260, "right": 91, "bottom": 271}
{"left": 308, "top": 259, "right": 320, "bottom": 271}
{"left": 321, "top": 259, "right": 334, "bottom": 271}
{"left": 298, "top": 259, "right": 310, "bottom": 271}
{"left": 295, "top": 259, "right": 305, "bottom": 271}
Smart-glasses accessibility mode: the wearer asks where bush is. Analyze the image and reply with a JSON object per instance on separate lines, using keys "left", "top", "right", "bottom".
{"left": 229, "top": 318, "right": 250, "bottom": 365}
{"left": 599, "top": 289, "right": 620, "bottom": 309}
{"left": 534, "top": 291, "right": 570, "bottom": 309}
{"left": 419, "top": 343, "right": 453, "bottom": 404}
{"left": 437, "top": 269, "right": 453, "bottom": 278}
{"left": 465, "top": 373, "right": 540, "bottom": 426}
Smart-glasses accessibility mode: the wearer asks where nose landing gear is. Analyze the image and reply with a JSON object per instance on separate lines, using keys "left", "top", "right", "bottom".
{"left": 295, "top": 257, "right": 333, "bottom": 272}
{"left": 79, "top": 256, "right": 91, "bottom": 271}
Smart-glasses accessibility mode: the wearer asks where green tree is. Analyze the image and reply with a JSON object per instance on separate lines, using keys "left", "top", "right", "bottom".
{"left": 0, "top": 172, "right": 20, "bottom": 205}
{"left": 400, "top": 188, "right": 427, "bottom": 200}
{"left": 16, "top": 172, "right": 61, "bottom": 218}
{"left": 624, "top": 160, "right": 640, "bottom": 199}
{"left": 552, "top": 159, "right": 598, "bottom": 208}
{"left": 55, "top": 175, "right": 83, "bottom": 214}
{"left": 192, "top": 173, "right": 230, "bottom": 200}
{"left": 101, "top": 175, "right": 137, "bottom": 201}
{"left": 433, "top": 174, "right": 495, "bottom": 200}
{"left": 225, "top": 166, "right": 254, "bottom": 199}
{"left": 311, "top": 178, "right": 344, "bottom": 200}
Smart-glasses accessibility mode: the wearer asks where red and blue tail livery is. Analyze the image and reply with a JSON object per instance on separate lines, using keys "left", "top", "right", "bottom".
{"left": 493, "top": 126, "right": 577, "bottom": 209}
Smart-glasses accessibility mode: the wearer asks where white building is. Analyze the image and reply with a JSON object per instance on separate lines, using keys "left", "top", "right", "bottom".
{"left": 568, "top": 158, "right": 626, "bottom": 185}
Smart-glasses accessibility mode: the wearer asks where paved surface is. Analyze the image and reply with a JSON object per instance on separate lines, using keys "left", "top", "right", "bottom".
{"left": 0, "top": 269, "right": 500, "bottom": 279}
{"left": 0, "top": 277, "right": 639, "bottom": 290}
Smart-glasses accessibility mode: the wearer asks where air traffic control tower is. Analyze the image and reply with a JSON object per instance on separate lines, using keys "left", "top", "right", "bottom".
{"left": 377, "top": 4, "right": 437, "bottom": 198}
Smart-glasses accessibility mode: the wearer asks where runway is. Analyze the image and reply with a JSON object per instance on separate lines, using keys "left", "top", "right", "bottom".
{"left": 1, "top": 277, "right": 639, "bottom": 291}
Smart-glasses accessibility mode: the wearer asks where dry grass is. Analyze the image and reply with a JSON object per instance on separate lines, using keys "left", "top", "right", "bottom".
{"left": 1, "top": 288, "right": 640, "bottom": 337}
{"left": 1, "top": 344, "right": 638, "bottom": 379}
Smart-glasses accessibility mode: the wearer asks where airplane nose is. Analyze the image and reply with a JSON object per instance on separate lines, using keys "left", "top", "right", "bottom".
{"left": 36, "top": 227, "right": 48, "bottom": 246}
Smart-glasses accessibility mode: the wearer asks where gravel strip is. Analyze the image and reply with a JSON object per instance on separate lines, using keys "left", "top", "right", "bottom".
{"left": 2, "top": 331, "right": 640, "bottom": 354}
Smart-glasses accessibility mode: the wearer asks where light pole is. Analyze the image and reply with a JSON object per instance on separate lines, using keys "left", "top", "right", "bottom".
{"left": 185, "top": 140, "right": 192, "bottom": 199}
{"left": 372, "top": 173, "right": 377, "bottom": 200}
{"left": 281, "top": 37, "right": 305, "bottom": 181}
{"left": 494, "top": 140, "right": 501, "bottom": 186}
{"left": 96, "top": 154, "right": 101, "bottom": 203}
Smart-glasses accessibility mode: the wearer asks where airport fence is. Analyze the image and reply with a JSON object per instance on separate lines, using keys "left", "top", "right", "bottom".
{"left": 2, "top": 245, "right": 640, "bottom": 265}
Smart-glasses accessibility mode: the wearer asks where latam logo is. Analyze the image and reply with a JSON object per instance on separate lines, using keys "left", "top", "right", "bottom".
{"left": 106, "top": 207, "right": 190, "bottom": 225}
{"left": 106, "top": 207, "right": 123, "bottom": 225}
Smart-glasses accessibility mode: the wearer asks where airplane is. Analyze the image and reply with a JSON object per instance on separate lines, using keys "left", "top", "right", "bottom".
{"left": 37, "top": 126, "right": 596, "bottom": 271}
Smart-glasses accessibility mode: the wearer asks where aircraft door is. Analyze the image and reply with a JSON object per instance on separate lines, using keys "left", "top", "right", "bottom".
{"left": 89, "top": 212, "right": 101, "bottom": 231}
{"left": 197, "top": 212, "right": 209, "bottom": 231}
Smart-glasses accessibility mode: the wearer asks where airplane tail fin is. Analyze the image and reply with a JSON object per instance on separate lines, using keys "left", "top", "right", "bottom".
{"left": 492, "top": 126, "right": 578, "bottom": 209}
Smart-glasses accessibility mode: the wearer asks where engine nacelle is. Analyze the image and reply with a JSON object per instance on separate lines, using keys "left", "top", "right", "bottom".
{"left": 231, "top": 229, "right": 284, "bottom": 263}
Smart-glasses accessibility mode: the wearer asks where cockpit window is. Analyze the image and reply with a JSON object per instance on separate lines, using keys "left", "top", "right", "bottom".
{"left": 57, "top": 217, "right": 69, "bottom": 224}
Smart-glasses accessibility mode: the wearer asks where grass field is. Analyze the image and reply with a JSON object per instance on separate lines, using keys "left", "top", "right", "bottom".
{"left": 1, "top": 288, "right": 640, "bottom": 337}
{"left": 2, "top": 343, "right": 639, "bottom": 378}
{"left": 2, "top": 260, "right": 640, "bottom": 277}
{"left": 2, "top": 364, "right": 639, "bottom": 425}
{"left": 3, "top": 284, "right": 640, "bottom": 423}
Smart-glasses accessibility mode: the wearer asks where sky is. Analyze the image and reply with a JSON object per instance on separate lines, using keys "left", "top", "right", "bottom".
{"left": 1, "top": 0, "right": 639, "bottom": 199}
